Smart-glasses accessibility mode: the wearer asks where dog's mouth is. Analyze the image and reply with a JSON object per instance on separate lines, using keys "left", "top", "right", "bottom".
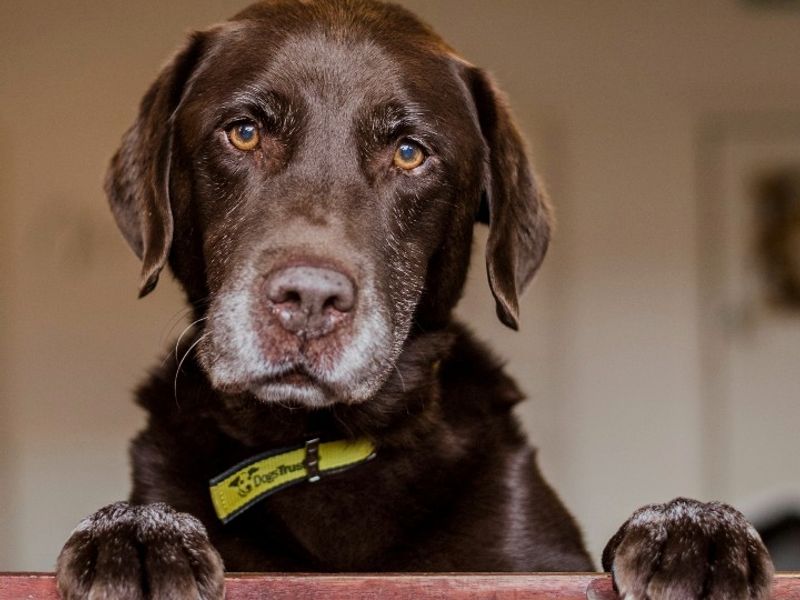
{"left": 268, "top": 367, "right": 313, "bottom": 387}
{"left": 241, "top": 366, "right": 341, "bottom": 407}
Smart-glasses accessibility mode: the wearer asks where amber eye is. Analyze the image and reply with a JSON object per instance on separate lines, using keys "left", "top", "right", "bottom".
{"left": 393, "top": 141, "right": 426, "bottom": 170}
{"left": 227, "top": 121, "right": 260, "bottom": 151}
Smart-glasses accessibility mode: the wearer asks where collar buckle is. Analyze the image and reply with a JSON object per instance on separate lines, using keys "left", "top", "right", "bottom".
{"left": 304, "top": 437, "right": 321, "bottom": 483}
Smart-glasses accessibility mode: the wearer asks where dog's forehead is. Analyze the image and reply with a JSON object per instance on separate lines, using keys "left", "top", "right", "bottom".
{"left": 267, "top": 32, "right": 403, "bottom": 103}
{"left": 192, "top": 18, "right": 460, "bottom": 115}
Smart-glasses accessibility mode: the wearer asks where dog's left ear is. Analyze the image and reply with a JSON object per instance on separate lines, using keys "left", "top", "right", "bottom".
{"left": 105, "top": 31, "right": 207, "bottom": 297}
{"left": 463, "top": 66, "right": 553, "bottom": 330}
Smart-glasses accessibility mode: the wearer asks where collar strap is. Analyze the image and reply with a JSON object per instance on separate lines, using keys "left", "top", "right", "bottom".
{"left": 209, "top": 437, "right": 376, "bottom": 523}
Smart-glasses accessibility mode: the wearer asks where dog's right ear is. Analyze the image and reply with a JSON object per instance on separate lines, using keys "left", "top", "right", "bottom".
{"left": 105, "top": 32, "right": 207, "bottom": 297}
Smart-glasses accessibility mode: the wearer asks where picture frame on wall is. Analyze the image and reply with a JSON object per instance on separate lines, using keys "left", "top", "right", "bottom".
{"left": 754, "top": 168, "right": 800, "bottom": 311}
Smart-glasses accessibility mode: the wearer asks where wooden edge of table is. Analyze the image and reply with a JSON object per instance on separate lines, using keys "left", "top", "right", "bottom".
{"left": 1, "top": 572, "right": 799, "bottom": 599}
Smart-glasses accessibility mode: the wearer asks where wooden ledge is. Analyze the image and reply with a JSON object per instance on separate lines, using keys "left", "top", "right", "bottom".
{"left": 1, "top": 573, "right": 799, "bottom": 599}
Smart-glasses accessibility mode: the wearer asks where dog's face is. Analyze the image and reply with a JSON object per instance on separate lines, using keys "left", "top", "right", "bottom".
{"left": 107, "top": 0, "right": 551, "bottom": 408}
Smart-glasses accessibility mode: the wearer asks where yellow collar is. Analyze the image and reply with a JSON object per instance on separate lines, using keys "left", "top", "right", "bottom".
{"left": 209, "top": 437, "right": 376, "bottom": 523}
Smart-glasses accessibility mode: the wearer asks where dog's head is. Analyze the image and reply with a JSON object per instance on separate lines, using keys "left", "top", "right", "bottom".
{"left": 107, "top": 0, "right": 551, "bottom": 408}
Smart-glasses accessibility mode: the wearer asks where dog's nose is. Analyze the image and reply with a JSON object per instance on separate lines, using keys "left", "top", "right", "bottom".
{"left": 264, "top": 265, "right": 355, "bottom": 338}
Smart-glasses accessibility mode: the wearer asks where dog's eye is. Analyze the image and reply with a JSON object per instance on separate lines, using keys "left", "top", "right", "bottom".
{"left": 393, "top": 141, "right": 426, "bottom": 171}
{"left": 227, "top": 121, "right": 260, "bottom": 151}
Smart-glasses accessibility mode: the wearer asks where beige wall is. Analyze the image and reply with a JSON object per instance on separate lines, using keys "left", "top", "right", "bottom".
{"left": 1, "top": 0, "right": 799, "bottom": 571}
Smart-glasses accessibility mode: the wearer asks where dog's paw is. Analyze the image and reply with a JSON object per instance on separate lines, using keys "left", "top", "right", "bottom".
{"left": 57, "top": 501, "right": 224, "bottom": 600}
{"left": 602, "top": 498, "right": 774, "bottom": 600}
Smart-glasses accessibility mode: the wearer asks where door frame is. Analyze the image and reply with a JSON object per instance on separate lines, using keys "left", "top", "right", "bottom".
{"left": 696, "top": 112, "right": 800, "bottom": 514}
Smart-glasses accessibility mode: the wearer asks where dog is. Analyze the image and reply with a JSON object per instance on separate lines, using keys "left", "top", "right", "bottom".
{"left": 56, "top": 1, "right": 774, "bottom": 598}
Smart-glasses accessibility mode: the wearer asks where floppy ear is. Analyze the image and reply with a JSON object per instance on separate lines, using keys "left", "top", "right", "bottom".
{"left": 465, "top": 67, "right": 553, "bottom": 330}
{"left": 105, "top": 32, "right": 206, "bottom": 297}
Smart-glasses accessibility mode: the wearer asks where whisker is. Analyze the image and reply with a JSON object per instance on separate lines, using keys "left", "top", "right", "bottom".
{"left": 331, "top": 407, "right": 356, "bottom": 438}
{"left": 174, "top": 333, "right": 208, "bottom": 408}
{"left": 159, "top": 295, "right": 212, "bottom": 351}
{"left": 175, "top": 317, "right": 208, "bottom": 363}
{"left": 274, "top": 398, "right": 299, "bottom": 411}
{"left": 224, "top": 193, "right": 248, "bottom": 219}
{"left": 393, "top": 362, "right": 407, "bottom": 393}
{"left": 160, "top": 306, "right": 194, "bottom": 347}
{"left": 412, "top": 318, "right": 428, "bottom": 334}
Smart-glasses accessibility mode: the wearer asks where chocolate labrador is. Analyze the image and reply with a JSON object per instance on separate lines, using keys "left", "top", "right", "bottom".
{"left": 57, "top": 1, "right": 774, "bottom": 598}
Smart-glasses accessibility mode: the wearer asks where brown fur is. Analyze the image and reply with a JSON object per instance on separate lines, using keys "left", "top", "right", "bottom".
{"left": 57, "top": 2, "right": 773, "bottom": 598}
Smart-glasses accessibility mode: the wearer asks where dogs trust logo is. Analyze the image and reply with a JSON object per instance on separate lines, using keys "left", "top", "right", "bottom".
{"left": 228, "top": 463, "right": 304, "bottom": 498}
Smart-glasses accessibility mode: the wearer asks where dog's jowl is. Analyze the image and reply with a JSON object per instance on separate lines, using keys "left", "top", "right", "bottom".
{"left": 57, "top": 1, "right": 774, "bottom": 598}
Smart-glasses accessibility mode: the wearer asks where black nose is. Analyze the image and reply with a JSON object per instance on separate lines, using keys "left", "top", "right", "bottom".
{"left": 264, "top": 265, "right": 355, "bottom": 338}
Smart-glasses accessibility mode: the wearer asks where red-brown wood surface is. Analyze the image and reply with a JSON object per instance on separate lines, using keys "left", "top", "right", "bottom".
{"left": 1, "top": 573, "right": 800, "bottom": 599}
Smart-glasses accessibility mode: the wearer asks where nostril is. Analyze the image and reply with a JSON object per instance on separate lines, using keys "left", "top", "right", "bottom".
{"left": 266, "top": 284, "right": 302, "bottom": 306}
{"left": 327, "top": 284, "right": 355, "bottom": 313}
{"left": 283, "top": 290, "right": 302, "bottom": 305}
{"left": 324, "top": 293, "right": 353, "bottom": 313}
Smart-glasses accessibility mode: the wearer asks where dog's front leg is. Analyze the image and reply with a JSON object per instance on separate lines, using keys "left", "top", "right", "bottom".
{"left": 602, "top": 497, "right": 774, "bottom": 599}
{"left": 56, "top": 501, "right": 224, "bottom": 600}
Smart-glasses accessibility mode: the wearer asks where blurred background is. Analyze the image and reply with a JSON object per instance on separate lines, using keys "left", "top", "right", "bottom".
{"left": 1, "top": 0, "right": 800, "bottom": 572}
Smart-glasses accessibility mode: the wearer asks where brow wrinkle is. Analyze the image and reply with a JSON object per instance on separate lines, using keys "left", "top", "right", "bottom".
{"left": 360, "top": 102, "right": 427, "bottom": 148}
